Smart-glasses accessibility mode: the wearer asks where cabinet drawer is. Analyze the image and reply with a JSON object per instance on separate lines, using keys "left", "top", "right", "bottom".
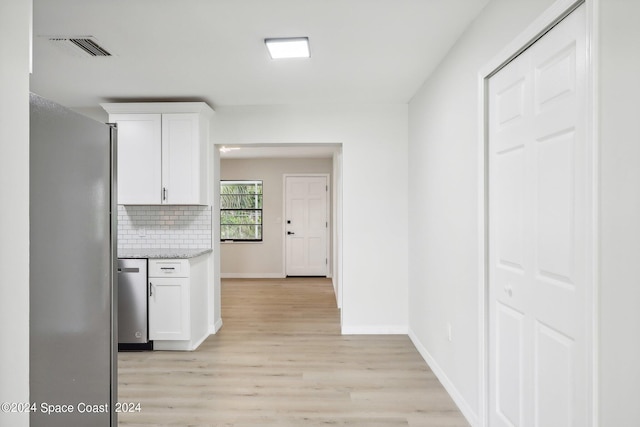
{"left": 149, "top": 259, "right": 189, "bottom": 278}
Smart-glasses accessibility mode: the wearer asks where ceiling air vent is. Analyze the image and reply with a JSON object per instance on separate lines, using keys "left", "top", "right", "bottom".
{"left": 68, "top": 38, "right": 111, "bottom": 56}
{"left": 46, "top": 36, "right": 113, "bottom": 57}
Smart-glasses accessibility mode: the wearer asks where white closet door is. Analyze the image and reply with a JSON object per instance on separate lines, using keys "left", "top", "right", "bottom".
{"left": 488, "top": 5, "right": 588, "bottom": 427}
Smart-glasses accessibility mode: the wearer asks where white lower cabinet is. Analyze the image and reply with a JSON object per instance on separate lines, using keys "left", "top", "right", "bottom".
{"left": 148, "top": 276, "right": 190, "bottom": 341}
{"left": 148, "top": 256, "right": 208, "bottom": 351}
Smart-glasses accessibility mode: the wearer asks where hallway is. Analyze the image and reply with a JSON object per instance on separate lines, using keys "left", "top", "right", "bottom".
{"left": 118, "top": 278, "right": 468, "bottom": 426}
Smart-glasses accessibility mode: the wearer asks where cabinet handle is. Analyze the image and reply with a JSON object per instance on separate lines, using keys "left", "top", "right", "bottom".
{"left": 162, "top": 187, "right": 167, "bottom": 201}
{"left": 149, "top": 282, "right": 153, "bottom": 297}
{"left": 160, "top": 267, "right": 175, "bottom": 270}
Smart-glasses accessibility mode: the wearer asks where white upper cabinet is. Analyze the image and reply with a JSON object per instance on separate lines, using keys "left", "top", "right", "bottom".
{"left": 161, "top": 113, "right": 200, "bottom": 204}
{"left": 102, "top": 102, "right": 214, "bottom": 205}
{"left": 111, "top": 114, "right": 162, "bottom": 204}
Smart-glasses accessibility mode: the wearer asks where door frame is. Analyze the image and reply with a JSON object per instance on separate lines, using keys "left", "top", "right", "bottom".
{"left": 477, "top": 0, "right": 599, "bottom": 425}
{"left": 282, "top": 173, "right": 331, "bottom": 278}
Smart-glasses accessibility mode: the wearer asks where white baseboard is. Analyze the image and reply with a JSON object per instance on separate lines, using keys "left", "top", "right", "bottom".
{"left": 154, "top": 329, "right": 211, "bottom": 351}
{"left": 210, "top": 318, "right": 223, "bottom": 334}
{"left": 153, "top": 340, "right": 190, "bottom": 351}
{"left": 408, "top": 329, "right": 479, "bottom": 427}
{"left": 341, "top": 325, "right": 408, "bottom": 335}
{"left": 221, "top": 272, "right": 285, "bottom": 279}
{"left": 191, "top": 332, "right": 209, "bottom": 350}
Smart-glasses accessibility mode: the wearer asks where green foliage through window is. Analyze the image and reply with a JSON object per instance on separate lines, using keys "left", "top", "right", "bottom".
{"left": 220, "top": 180, "right": 263, "bottom": 241}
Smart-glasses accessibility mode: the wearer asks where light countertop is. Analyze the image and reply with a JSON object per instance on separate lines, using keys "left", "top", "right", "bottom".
{"left": 118, "top": 248, "right": 212, "bottom": 259}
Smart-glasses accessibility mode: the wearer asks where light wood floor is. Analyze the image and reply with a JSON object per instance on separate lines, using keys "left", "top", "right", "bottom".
{"left": 118, "top": 278, "right": 469, "bottom": 426}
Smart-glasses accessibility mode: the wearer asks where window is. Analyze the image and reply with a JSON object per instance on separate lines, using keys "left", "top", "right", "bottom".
{"left": 220, "top": 180, "right": 263, "bottom": 241}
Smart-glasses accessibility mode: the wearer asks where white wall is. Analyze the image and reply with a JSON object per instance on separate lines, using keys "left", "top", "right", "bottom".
{"left": 598, "top": 0, "right": 640, "bottom": 424}
{"left": 407, "top": 0, "right": 555, "bottom": 423}
{"left": 220, "top": 157, "right": 333, "bottom": 278}
{"left": 212, "top": 105, "right": 408, "bottom": 333}
{"left": 0, "top": 1, "right": 31, "bottom": 426}
{"left": 332, "top": 150, "right": 343, "bottom": 306}
{"left": 210, "top": 144, "right": 222, "bottom": 333}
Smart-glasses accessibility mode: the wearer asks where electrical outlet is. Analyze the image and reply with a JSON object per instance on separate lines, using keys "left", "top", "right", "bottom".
{"left": 447, "top": 323, "right": 452, "bottom": 342}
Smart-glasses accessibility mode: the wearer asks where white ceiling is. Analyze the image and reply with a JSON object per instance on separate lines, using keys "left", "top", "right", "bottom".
{"left": 30, "top": 0, "right": 489, "bottom": 111}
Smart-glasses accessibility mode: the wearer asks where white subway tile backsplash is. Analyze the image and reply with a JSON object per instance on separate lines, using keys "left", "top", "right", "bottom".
{"left": 117, "top": 205, "right": 212, "bottom": 250}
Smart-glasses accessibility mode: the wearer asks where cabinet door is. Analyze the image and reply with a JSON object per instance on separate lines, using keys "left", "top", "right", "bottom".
{"left": 161, "top": 113, "right": 201, "bottom": 204}
{"left": 112, "top": 114, "right": 162, "bottom": 204}
{"left": 148, "top": 277, "right": 190, "bottom": 340}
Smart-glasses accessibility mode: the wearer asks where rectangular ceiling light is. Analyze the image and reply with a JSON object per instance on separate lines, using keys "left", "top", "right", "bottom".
{"left": 265, "top": 37, "right": 310, "bottom": 59}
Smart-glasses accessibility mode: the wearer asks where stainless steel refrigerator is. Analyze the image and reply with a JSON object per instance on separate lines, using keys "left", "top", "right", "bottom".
{"left": 30, "top": 93, "right": 117, "bottom": 427}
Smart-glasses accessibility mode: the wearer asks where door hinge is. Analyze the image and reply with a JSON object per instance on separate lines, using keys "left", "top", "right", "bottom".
{"left": 326, "top": 258, "right": 328, "bottom": 265}
{"left": 326, "top": 185, "right": 328, "bottom": 191}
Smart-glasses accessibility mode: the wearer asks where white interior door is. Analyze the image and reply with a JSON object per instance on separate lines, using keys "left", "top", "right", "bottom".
{"left": 488, "top": 5, "right": 589, "bottom": 427}
{"left": 285, "top": 175, "right": 328, "bottom": 276}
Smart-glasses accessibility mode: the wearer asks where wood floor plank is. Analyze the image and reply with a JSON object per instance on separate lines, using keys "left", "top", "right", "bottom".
{"left": 118, "top": 278, "right": 469, "bottom": 426}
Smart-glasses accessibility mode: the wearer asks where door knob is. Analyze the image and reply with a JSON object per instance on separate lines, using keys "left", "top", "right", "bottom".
{"left": 287, "top": 231, "right": 295, "bottom": 235}
{"left": 504, "top": 284, "right": 513, "bottom": 297}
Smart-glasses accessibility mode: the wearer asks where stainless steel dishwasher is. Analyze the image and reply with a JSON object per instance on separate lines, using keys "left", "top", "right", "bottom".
{"left": 117, "top": 258, "right": 152, "bottom": 350}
